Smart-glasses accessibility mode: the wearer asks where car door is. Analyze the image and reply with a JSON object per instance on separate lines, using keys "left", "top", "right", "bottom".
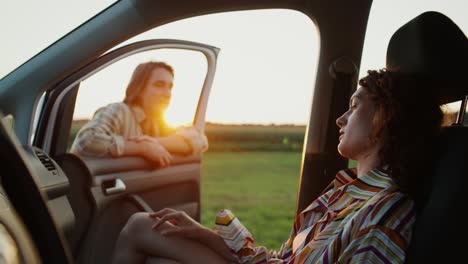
{"left": 32, "top": 39, "right": 219, "bottom": 263}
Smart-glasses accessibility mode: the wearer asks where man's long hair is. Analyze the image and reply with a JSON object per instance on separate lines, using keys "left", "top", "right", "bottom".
{"left": 123, "top": 61, "right": 174, "bottom": 106}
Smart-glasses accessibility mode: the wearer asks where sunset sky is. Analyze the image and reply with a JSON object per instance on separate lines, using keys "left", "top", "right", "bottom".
{"left": 1, "top": 0, "right": 466, "bottom": 125}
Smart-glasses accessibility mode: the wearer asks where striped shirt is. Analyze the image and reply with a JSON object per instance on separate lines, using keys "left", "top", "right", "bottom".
{"left": 70, "top": 102, "right": 208, "bottom": 157}
{"left": 214, "top": 168, "right": 415, "bottom": 264}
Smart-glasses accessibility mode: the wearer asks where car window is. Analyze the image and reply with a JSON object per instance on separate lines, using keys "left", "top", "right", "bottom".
{"left": 350, "top": 0, "right": 468, "bottom": 167}
{"left": 360, "top": 0, "right": 467, "bottom": 79}
{"left": 69, "top": 48, "right": 208, "bottom": 151}
{"left": 441, "top": 100, "right": 468, "bottom": 126}
{"left": 114, "top": 9, "right": 318, "bottom": 126}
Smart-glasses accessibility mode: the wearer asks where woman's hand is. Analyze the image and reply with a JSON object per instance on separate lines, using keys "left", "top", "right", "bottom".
{"left": 150, "top": 208, "right": 206, "bottom": 239}
{"left": 129, "top": 136, "right": 173, "bottom": 167}
{"left": 150, "top": 208, "right": 239, "bottom": 262}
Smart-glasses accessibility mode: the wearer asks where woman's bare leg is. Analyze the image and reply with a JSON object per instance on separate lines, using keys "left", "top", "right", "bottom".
{"left": 145, "top": 257, "right": 180, "bottom": 264}
{"left": 112, "top": 212, "right": 229, "bottom": 264}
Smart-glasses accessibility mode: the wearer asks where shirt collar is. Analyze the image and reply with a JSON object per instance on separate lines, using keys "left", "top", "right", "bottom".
{"left": 337, "top": 167, "right": 395, "bottom": 200}
{"left": 301, "top": 167, "right": 396, "bottom": 213}
{"left": 130, "top": 105, "right": 147, "bottom": 123}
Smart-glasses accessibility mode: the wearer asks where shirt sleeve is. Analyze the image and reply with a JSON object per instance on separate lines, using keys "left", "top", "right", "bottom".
{"left": 70, "top": 103, "right": 130, "bottom": 157}
{"left": 175, "top": 126, "right": 209, "bottom": 153}
{"left": 337, "top": 193, "right": 415, "bottom": 264}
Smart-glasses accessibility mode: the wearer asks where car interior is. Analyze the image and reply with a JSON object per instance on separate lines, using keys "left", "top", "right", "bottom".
{"left": 0, "top": 0, "right": 466, "bottom": 263}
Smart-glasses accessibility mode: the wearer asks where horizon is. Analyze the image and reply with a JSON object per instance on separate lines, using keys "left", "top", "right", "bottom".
{"left": 71, "top": 117, "right": 308, "bottom": 127}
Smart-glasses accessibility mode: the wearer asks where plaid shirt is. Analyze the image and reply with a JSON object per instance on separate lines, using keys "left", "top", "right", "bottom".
{"left": 71, "top": 102, "right": 208, "bottom": 157}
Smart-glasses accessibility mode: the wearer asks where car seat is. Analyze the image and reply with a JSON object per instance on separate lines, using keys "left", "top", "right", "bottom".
{"left": 386, "top": 11, "right": 468, "bottom": 263}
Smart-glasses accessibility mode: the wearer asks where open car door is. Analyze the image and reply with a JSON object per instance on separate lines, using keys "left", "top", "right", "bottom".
{"left": 32, "top": 39, "right": 219, "bottom": 263}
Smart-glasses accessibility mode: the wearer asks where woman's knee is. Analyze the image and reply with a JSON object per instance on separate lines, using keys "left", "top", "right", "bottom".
{"left": 121, "top": 212, "right": 154, "bottom": 241}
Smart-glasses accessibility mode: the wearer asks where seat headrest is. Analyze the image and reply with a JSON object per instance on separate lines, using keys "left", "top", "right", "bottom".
{"left": 386, "top": 11, "right": 468, "bottom": 104}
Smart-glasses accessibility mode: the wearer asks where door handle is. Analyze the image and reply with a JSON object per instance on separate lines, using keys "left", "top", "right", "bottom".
{"left": 102, "top": 178, "right": 126, "bottom": 195}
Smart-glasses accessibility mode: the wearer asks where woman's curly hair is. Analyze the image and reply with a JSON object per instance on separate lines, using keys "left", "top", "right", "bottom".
{"left": 359, "top": 69, "right": 443, "bottom": 203}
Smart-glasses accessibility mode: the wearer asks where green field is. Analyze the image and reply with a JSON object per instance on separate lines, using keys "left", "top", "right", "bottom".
{"left": 69, "top": 120, "right": 306, "bottom": 152}
{"left": 204, "top": 123, "right": 305, "bottom": 152}
{"left": 200, "top": 151, "right": 301, "bottom": 250}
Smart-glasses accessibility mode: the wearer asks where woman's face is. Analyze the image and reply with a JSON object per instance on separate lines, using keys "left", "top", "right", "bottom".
{"left": 140, "top": 67, "right": 174, "bottom": 116}
{"left": 336, "top": 87, "right": 380, "bottom": 161}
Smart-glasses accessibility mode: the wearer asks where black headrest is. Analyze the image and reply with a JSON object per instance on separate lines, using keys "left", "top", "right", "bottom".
{"left": 406, "top": 126, "right": 468, "bottom": 263}
{"left": 386, "top": 11, "right": 468, "bottom": 104}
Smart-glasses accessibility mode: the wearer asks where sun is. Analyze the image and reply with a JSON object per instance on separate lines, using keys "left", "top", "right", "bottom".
{"left": 163, "top": 106, "right": 194, "bottom": 128}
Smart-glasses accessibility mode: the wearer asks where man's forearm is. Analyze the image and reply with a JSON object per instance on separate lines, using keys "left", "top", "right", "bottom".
{"left": 158, "top": 135, "right": 192, "bottom": 155}
{"left": 121, "top": 140, "right": 144, "bottom": 157}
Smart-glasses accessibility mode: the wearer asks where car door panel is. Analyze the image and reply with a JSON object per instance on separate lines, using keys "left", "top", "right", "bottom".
{"left": 83, "top": 156, "right": 202, "bottom": 215}
{"left": 82, "top": 155, "right": 201, "bottom": 176}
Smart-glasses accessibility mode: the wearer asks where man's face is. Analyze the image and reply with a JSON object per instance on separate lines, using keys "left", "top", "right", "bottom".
{"left": 140, "top": 67, "right": 174, "bottom": 115}
{"left": 336, "top": 87, "right": 379, "bottom": 161}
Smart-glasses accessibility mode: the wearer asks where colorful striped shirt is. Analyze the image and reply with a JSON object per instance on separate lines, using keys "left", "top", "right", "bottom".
{"left": 214, "top": 168, "right": 415, "bottom": 264}
{"left": 70, "top": 102, "right": 208, "bottom": 157}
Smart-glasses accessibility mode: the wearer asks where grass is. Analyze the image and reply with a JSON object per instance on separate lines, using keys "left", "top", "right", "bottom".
{"left": 200, "top": 151, "right": 302, "bottom": 250}
{"left": 205, "top": 123, "right": 305, "bottom": 152}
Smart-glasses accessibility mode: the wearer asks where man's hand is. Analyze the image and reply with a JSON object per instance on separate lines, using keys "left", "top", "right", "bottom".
{"left": 130, "top": 136, "right": 173, "bottom": 167}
